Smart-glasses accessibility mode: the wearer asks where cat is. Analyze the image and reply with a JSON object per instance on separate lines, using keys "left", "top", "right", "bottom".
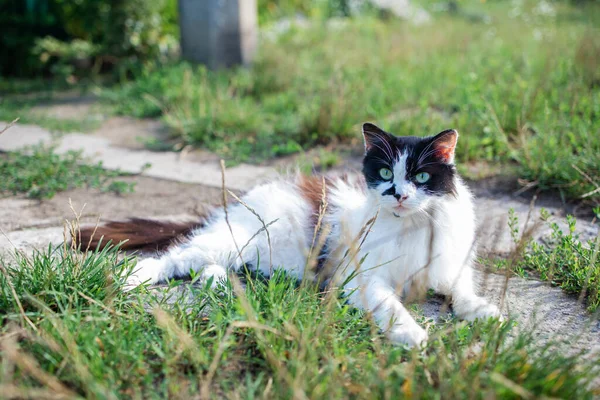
{"left": 80, "top": 123, "right": 502, "bottom": 347}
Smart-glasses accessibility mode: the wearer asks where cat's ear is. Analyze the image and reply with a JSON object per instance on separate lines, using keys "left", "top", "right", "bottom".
{"left": 362, "top": 123, "right": 393, "bottom": 152}
{"left": 431, "top": 129, "right": 458, "bottom": 164}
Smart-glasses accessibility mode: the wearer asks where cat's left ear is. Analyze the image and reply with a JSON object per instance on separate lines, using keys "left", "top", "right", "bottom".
{"left": 431, "top": 129, "right": 458, "bottom": 164}
{"left": 362, "top": 123, "right": 394, "bottom": 153}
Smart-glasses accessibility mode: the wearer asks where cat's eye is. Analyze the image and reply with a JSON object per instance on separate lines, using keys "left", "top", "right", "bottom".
{"left": 415, "top": 172, "right": 430, "bottom": 183}
{"left": 379, "top": 168, "right": 393, "bottom": 180}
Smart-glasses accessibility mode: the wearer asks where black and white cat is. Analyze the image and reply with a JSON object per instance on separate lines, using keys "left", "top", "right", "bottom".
{"left": 82, "top": 123, "right": 501, "bottom": 347}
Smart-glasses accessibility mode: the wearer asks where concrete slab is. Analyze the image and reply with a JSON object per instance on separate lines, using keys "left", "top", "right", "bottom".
{"left": 0, "top": 226, "right": 66, "bottom": 256}
{"left": 0, "top": 121, "right": 277, "bottom": 192}
{"left": 422, "top": 269, "right": 600, "bottom": 358}
{"left": 475, "top": 195, "right": 599, "bottom": 257}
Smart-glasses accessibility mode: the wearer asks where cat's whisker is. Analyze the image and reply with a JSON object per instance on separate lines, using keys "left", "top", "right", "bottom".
{"left": 370, "top": 130, "right": 394, "bottom": 153}
{"left": 415, "top": 161, "right": 442, "bottom": 169}
{"left": 371, "top": 156, "right": 392, "bottom": 165}
{"left": 368, "top": 130, "right": 396, "bottom": 161}
{"left": 416, "top": 140, "right": 436, "bottom": 166}
{"left": 370, "top": 141, "right": 394, "bottom": 162}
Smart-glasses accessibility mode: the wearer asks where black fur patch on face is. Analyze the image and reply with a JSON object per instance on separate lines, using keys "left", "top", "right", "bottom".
{"left": 361, "top": 123, "right": 400, "bottom": 189}
{"left": 362, "top": 123, "right": 457, "bottom": 196}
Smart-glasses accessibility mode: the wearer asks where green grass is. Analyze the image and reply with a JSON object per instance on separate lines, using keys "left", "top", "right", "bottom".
{"left": 100, "top": 1, "right": 600, "bottom": 205}
{"left": 0, "top": 96, "right": 102, "bottom": 134}
{"left": 0, "top": 144, "right": 135, "bottom": 199}
{"left": 0, "top": 78, "right": 76, "bottom": 95}
{"left": 1, "top": 242, "right": 598, "bottom": 399}
{"left": 501, "top": 209, "right": 600, "bottom": 313}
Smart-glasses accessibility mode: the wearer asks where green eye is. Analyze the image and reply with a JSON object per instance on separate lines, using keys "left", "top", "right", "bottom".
{"left": 379, "top": 168, "right": 393, "bottom": 180}
{"left": 415, "top": 172, "right": 430, "bottom": 183}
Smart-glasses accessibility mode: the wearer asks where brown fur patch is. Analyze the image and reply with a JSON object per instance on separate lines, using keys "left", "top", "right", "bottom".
{"left": 297, "top": 173, "right": 367, "bottom": 278}
{"left": 297, "top": 175, "right": 328, "bottom": 219}
{"left": 296, "top": 173, "right": 366, "bottom": 223}
{"left": 76, "top": 217, "right": 207, "bottom": 253}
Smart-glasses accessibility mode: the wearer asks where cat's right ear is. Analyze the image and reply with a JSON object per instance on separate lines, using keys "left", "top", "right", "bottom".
{"left": 362, "top": 123, "right": 393, "bottom": 153}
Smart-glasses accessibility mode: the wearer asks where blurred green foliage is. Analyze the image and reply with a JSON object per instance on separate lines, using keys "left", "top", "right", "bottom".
{"left": 0, "top": 0, "right": 364, "bottom": 80}
{"left": 257, "top": 0, "right": 358, "bottom": 23}
{"left": 0, "top": 0, "right": 178, "bottom": 79}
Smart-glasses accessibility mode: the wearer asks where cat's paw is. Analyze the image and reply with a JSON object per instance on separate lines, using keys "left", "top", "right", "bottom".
{"left": 124, "top": 258, "right": 162, "bottom": 291}
{"left": 462, "top": 301, "right": 503, "bottom": 322}
{"left": 201, "top": 264, "right": 228, "bottom": 288}
{"left": 388, "top": 324, "right": 429, "bottom": 348}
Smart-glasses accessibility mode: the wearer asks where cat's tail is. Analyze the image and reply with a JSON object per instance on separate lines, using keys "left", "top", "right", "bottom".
{"left": 75, "top": 217, "right": 206, "bottom": 252}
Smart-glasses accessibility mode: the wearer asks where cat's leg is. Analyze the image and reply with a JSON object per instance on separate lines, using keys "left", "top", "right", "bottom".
{"left": 346, "top": 276, "right": 428, "bottom": 347}
{"left": 126, "top": 228, "right": 247, "bottom": 289}
{"left": 127, "top": 248, "right": 227, "bottom": 289}
{"left": 431, "top": 263, "right": 501, "bottom": 321}
{"left": 449, "top": 268, "right": 502, "bottom": 321}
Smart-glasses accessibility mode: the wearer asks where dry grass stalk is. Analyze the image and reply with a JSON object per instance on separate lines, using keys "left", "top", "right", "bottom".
{"left": 219, "top": 160, "right": 245, "bottom": 270}
{"left": 0, "top": 384, "right": 78, "bottom": 400}
{"left": 0, "top": 333, "right": 78, "bottom": 398}
{"left": 227, "top": 189, "right": 276, "bottom": 274}
{"left": 0, "top": 118, "right": 19, "bottom": 136}
{"left": 0, "top": 260, "right": 37, "bottom": 332}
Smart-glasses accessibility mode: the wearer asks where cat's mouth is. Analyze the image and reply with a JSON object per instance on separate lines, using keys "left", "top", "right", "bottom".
{"left": 392, "top": 205, "right": 404, "bottom": 218}
{"left": 392, "top": 204, "right": 413, "bottom": 217}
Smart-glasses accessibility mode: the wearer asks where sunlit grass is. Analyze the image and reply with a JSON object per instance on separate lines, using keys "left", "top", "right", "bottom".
{"left": 1, "top": 240, "right": 598, "bottom": 398}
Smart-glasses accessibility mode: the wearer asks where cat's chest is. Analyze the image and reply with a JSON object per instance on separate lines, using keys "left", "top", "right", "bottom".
{"left": 361, "top": 218, "right": 435, "bottom": 278}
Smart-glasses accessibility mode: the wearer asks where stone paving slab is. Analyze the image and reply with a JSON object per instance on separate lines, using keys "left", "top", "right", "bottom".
{"left": 475, "top": 195, "right": 599, "bottom": 256}
{"left": 0, "top": 121, "right": 277, "bottom": 191}
{"left": 423, "top": 269, "right": 600, "bottom": 359}
{"left": 0, "top": 226, "right": 66, "bottom": 256}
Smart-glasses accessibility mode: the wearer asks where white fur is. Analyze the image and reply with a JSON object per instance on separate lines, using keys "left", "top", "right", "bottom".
{"left": 129, "top": 165, "right": 501, "bottom": 347}
{"left": 130, "top": 181, "right": 314, "bottom": 286}
{"left": 324, "top": 174, "right": 501, "bottom": 346}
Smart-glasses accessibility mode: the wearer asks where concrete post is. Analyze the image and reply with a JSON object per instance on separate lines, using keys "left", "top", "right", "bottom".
{"left": 178, "top": 0, "right": 258, "bottom": 69}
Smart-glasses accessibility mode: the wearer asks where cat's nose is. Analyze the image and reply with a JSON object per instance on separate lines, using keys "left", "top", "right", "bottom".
{"left": 394, "top": 194, "right": 408, "bottom": 202}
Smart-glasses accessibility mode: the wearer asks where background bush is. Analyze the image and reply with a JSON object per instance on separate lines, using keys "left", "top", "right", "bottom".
{"left": 258, "top": 0, "right": 359, "bottom": 23}
{"left": 0, "top": 0, "right": 178, "bottom": 79}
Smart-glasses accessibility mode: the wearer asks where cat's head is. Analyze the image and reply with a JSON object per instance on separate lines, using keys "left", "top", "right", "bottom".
{"left": 361, "top": 123, "right": 458, "bottom": 217}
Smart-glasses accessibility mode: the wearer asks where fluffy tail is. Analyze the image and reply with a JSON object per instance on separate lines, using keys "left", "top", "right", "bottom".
{"left": 76, "top": 217, "right": 205, "bottom": 252}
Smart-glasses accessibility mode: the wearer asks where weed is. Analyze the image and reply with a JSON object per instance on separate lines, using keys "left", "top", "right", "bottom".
{"left": 102, "top": 180, "right": 136, "bottom": 196}
{"left": 0, "top": 96, "right": 102, "bottom": 133}
{"left": 518, "top": 213, "right": 600, "bottom": 312}
{"left": 296, "top": 148, "right": 342, "bottom": 175}
{"left": 499, "top": 209, "right": 600, "bottom": 312}
{"left": 0, "top": 144, "right": 135, "bottom": 199}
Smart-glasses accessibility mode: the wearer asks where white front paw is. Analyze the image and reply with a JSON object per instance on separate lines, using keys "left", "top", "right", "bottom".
{"left": 388, "top": 324, "right": 429, "bottom": 348}
{"left": 201, "top": 264, "right": 228, "bottom": 288}
{"left": 125, "top": 258, "right": 162, "bottom": 290}
{"left": 462, "top": 301, "right": 503, "bottom": 322}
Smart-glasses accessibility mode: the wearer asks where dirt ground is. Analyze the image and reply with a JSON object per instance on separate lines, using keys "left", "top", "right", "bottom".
{"left": 0, "top": 176, "right": 222, "bottom": 233}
